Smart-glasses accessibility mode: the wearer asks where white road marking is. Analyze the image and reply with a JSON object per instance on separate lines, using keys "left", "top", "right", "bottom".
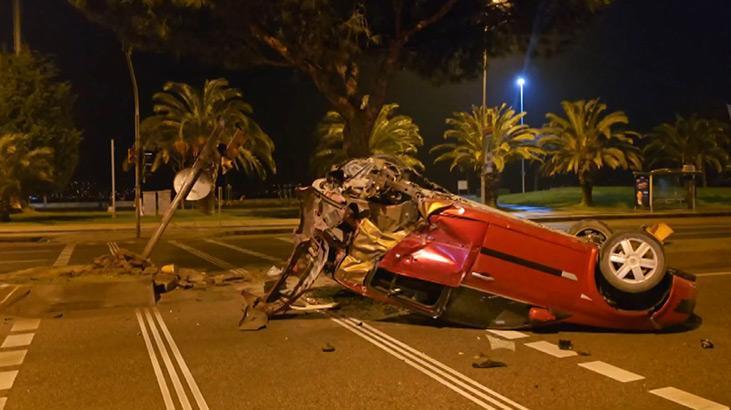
{"left": 0, "top": 371, "right": 18, "bottom": 390}
{"left": 143, "top": 309, "right": 192, "bottom": 410}
{"left": 0, "top": 351, "right": 26, "bottom": 367}
{"left": 650, "top": 387, "right": 729, "bottom": 410}
{"left": 205, "top": 239, "right": 283, "bottom": 263}
{"left": 52, "top": 243, "right": 75, "bottom": 267}
{"left": 695, "top": 271, "right": 731, "bottom": 278}
{"left": 169, "top": 240, "right": 248, "bottom": 276}
{"left": 11, "top": 319, "right": 40, "bottom": 333}
{"left": 524, "top": 341, "right": 578, "bottom": 358}
{"left": 0, "top": 397, "right": 6, "bottom": 409}
{"left": 107, "top": 242, "right": 120, "bottom": 256}
{"left": 577, "top": 361, "right": 644, "bottom": 382}
{"left": 153, "top": 308, "right": 209, "bottom": 410}
{"left": 1, "top": 334, "right": 34, "bottom": 349}
{"left": 3, "top": 259, "right": 48, "bottom": 264}
{"left": 332, "top": 315, "right": 528, "bottom": 410}
{"left": 485, "top": 330, "right": 529, "bottom": 340}
{"left": 276, "top": 236, "right": 293, "bottom": 243}
{"left": 135, "top": 309, "right": 175, "bottom": 410}
{"left": 0, "top": 287, "right": 18, "bottom": 306}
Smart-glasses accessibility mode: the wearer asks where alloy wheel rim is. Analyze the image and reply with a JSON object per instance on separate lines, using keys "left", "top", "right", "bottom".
{"left": 607, "top": 238, "right": 658, "bottom": 284}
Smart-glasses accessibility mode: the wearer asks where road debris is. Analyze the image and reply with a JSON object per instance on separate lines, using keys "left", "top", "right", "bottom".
{"left": 700, "top": 339, "right": 714, "bottom": 349}
{"left": 558, "top": 339, "right": 574, "bottom": 350}
{"left": 487, "top": 335, "right": 516, "bottom": 351}
{"left": 472, "top": 354, "right": 506, "bottom": 369}
{"left": 321, "top": 343, "right": 336, "bottom": 352}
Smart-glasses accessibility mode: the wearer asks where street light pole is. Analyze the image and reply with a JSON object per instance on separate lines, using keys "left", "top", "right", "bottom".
{"left": 110, "top": 139, "right": 116, "bottom": 218}
{"left": 517, "top": 77, "right": 526, "bottom": 193}
{"left": 480, "top": 48, "right": 488, "bottom": 204}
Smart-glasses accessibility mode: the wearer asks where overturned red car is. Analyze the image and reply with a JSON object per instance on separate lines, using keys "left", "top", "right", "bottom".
{"left": 241, "top": 157, "right": 697, "bottom": 331}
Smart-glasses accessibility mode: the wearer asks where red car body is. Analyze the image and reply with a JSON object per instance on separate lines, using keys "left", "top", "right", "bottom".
{"left": 247, "top": 158, "right": 697, "bottom": 332}
{"left": 334, "top": 201, "right": 697, "bottom": 331}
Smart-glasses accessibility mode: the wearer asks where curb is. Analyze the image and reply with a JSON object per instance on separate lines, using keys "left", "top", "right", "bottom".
{"left": 525, "top": 211, "right": 731, "bottom": 223}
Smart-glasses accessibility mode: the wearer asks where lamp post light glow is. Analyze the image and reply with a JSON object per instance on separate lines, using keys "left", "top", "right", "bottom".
{"left": 516, "top": 76, "right": 526, "bottom": 193}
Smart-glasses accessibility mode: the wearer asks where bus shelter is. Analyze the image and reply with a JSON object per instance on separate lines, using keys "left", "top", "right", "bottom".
{"left": 633, "top": 168, "right": 702, "bottom": 211}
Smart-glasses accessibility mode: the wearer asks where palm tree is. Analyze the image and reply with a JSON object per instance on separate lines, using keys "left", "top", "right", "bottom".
{"left": 644, "top": 114, "right": 729, "bottom": 186}
{"left": 141, "top": 78, "right": 276, "bottom": 178}
{"left": 312, "top": 103, "right": 423, "bottom": 175}
{"left": 431, "top": 104, "right": 543, "bottom": 206}
{"left": 0, "top": 133, "right": 54, "bottom": 221}
{"left": 540, "top": 99, "right": 642, "bottom": 206}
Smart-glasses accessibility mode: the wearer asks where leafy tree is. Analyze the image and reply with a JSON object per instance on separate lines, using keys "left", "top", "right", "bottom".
{"left": 141, "top": 78, "right": 276, "bottom": 178}
{"left": 431, "top": 104, "right": 542, "bottom": 206}
{"left": 313, "top": 103, "right": 423, "bottom": 175}
{"left": 71, "top": 0, "right": 611, "bottom": 158}
{"left": 540, "top": 99, "right": 642, "bottom": 206}
{"left": 644, "top": 114, "right": 729, "bottom": 186}
{"left": 0, "top": 51, "right": 81, "bottom": 193}
{"left": 0, "top": 133, "right": 54, "bottom": 221}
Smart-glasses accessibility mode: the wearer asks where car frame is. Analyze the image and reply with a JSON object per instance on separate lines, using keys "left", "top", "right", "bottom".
{"left": 241, "top": 157, "right": 697, "bottom": 332}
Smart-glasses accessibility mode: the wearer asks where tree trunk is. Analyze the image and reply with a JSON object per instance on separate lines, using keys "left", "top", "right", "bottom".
{"left": 579, "top": 173, "right": 594, "bottom": 207}
{"left": 0, "top": 198, "right": 11, "bottom": 222}
{"left": 483, "top": 173, "right": 500, "bottom": 207}
{"left": 343, "top": 109, "right": 375, "bottom": 158}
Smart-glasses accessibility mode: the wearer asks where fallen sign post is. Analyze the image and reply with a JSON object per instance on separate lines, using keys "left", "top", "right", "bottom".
{"left": 141, "top": 124, "right": 226, "bottom": 259}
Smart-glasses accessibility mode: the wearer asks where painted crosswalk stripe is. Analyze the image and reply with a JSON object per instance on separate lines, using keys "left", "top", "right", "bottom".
{"left": 0, "top": 397, "right": 6, "bottom": 409}
{"left": 0, "top": 351, "right": 26, "bottom": 367}
{"left": 0, "top": 371, "right": 18, "bottom": 390}
{"left": 204, "top": 239, "right": 282, "bottom": 263}
{"left": 53, "top": 243, "right": 75, "bottom": 267}
{"left": 650, "top": 387, "right": 729, "bottom": 410}
{"left": 577, "top": 361, "right": 644, "bottom": 382}
{"left": 524, "top": 341, "right": 578, "bottom": 358}
{"left": 136, "top": 308, "right": 208, "bottom": 410}
{"left": 153, "top": 309, "right": 209, "bottom": 410}
{"left": 332, "top": 315, "right": 528, "bottom": 410}
{"left": 486, "top": 330, "right": 529, "bottom": 340}
{"left": 1, "top": 334, "right": 34, "bottom": 349}
{"left": 107, "top": 242, "right": 120, "bottom": 256}
{"left": 10, "top": 319, "right": 40, "bottom": 333}
{"left": 135, "top": 309, "right": 175, "bottom": 410}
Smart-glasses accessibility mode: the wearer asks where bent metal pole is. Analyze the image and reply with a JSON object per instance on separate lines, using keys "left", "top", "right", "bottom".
{"left": 142, "top": 124, "right": 224, "bottom": 259}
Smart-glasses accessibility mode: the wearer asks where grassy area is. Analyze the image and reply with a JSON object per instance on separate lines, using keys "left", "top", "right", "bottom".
{"left": 498, "top": 186, "right": 731, "bottom": 211}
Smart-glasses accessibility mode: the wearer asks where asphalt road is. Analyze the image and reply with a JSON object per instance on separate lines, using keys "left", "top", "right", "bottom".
{"left": 0, "top": 216, "right": 729, "bottom": 409}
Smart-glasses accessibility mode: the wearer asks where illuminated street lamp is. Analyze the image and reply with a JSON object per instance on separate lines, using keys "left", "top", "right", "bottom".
{"left": 516, "top": 76, "right": 526, "bottom": 193}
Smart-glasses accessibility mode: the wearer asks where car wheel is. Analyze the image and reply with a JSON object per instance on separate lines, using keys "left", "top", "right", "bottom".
{"left": 599, "top": 231, "right": 666, "bottom": 294}
{"left": 568, "top": 219, "right": 613, "bottom": 246}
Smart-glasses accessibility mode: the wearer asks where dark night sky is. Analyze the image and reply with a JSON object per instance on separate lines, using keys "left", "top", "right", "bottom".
{"left": 1, "top": 0, "right": 730, "bottom": 194}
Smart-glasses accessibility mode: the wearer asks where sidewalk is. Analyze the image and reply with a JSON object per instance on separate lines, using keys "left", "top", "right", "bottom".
{"left": 509, "top": 207, "right": 731, "bottom": 223}
{"left": 0, "top": 217, "right": 299, "bottom": 236}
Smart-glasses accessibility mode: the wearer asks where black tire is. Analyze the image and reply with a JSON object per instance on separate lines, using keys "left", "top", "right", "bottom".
{"left": 599, "top": 231, "right": 666, "bottom": 294}
{"left": 568, "top": 219, "right": 613, "bottom": 246}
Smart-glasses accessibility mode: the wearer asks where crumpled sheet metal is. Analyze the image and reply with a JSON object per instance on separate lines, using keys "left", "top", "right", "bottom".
{"left": 334, "top": 218, "right": 409, "bottom": 284}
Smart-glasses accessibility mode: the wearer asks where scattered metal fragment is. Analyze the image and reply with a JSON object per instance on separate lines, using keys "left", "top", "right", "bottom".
{"left": 472, "top": 354, "right": 506, "bottom": 369}
{"left": 558, "top": 339, "right": 573, "bottom": 350}
{"left": 577, "top": 350, "right": 591, "bottom": 356}
{"left": 700, "top": 339, "right": 714, "bottom": 349}
{"left": 487, "top": 335, "right": 516, "bottom": 351}
{"left": 321, "top": 343, "right": 336, "bottom": 352}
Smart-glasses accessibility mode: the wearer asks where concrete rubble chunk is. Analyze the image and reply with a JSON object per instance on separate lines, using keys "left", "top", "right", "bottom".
{"left": 153, "top": 273, "right": 179, "bottom": 293}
